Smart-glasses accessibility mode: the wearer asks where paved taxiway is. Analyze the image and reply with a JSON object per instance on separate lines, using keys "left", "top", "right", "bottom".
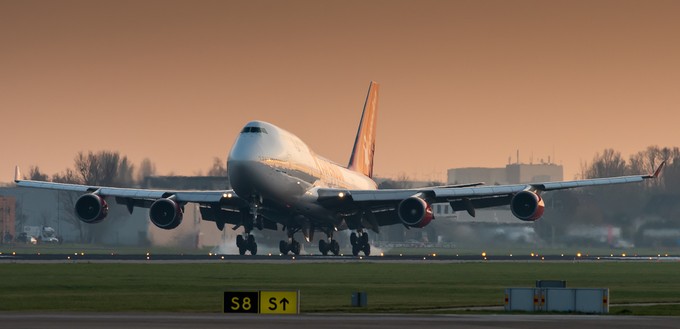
{"left": 1, "top": 313, "right": 677, "bottom": 329}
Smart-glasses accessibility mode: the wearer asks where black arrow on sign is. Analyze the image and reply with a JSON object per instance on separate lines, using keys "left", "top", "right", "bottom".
{"left": 280, "top": 298, "right": 289, "bottom": 311}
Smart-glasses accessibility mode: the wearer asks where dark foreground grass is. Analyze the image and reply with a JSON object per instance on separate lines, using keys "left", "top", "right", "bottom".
{"left": 1, "top": 262, "right": 679, "bottom": 314}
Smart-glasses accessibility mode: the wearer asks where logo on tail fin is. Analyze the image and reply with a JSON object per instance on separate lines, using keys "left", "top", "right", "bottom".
{"left": 348, "top": 81, "right": 379, "bottom": 178}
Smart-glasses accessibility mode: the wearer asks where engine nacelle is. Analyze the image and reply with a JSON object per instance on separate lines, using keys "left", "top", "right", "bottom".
{"left": 74, "top": 193, "right": 109, "bottom": 224}
{"left": 398, "top": 196, "right": 434, "bottom": 228}
{"left": 510, "top": 191, "right": 545, "bottom": 221}
{"left": 149, "top": 198, "right": 183, "bottom": 229}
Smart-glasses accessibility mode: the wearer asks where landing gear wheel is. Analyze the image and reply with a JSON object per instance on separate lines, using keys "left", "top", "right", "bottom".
{"left": 330, "top": 240, "right": 340, "bottom": 256}
{"left": 236, "top": 235, "right": 244, "bottom": 248}
{"left": 352, "top": 244, "right": 360, "bottom": 256}
{"left": 250, "top": 242, "right": 258, "bottom": 256}
{"left": 247, "top": 234, "right": 255, "bottom": 245}
{"left": 350, "top": 233, "right": 358, "bottom": 246}
{"left": 362, "top": 243, "right": 371, "bottom": 256}
{"left": 319, "top": 239, "right": 328, "bottom": 256}
{"left": 279, "top": 240, "right": 289, "bottom": 254}
{"left": 291, "top": 240, "right": 301, "bottom": 255}
{"left": 360, "top": 233, "right": 368, "bottom": 246}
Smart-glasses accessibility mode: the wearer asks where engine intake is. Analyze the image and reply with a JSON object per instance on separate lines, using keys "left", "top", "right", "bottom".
{"left": 510, "top": 191, "right": 545, "bottom": 221}
{"left": 74, "top": 194, "right": 108, "bottom": 223}
{"left": 149, "top": 198, "right": 183, "bottom": 229}
{"left": 398, "top": 196, "right": 434, "bottom": 228}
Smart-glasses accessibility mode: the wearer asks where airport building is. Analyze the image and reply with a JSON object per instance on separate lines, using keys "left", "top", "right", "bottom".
{"left": 0, "top": 196, "right": 16, "bottom": 244}
{"left": 448, "top": 162, "right": 563, "bottom": 185}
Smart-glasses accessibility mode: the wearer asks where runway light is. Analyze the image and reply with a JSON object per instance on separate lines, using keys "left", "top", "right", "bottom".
{"left": 268, "top": 253, "right": 272, "bottom": 256}
{"left": 530, "top": 253, "right": 535, "bottom": 257}
{"left": 74, "top": 253, "right": 78, "bottom": 256}
{"left": 360, "top": 256, "right": 363, "bottom": 260}
{"left": 481, "top": 251, "right": 487, "bottom": 257}
{"left": 560, "top": 254, "right": 564, "bottom": 257}
{"left": 577, "top": 252, "right": 582, "bottom": 257}
{"left": 597, "top": 257, "right": 600, "bottom": 260}
{"left": 292, "top": 256, "right": 296, "bottom": 260}
{"left": 432, "top": 253, "right": 437, "bottom": 257}
{"left": 209, "top": 252, "right": 213, "bottom": 256}
{"left": 611, "top": 254, "right": 614, "bottom": 257}
{"left": 146, "top": 256, "right": 150, "bottom": 260}
{"left": 658, "top": 254, "right": 661, "bottom": 257}
{"left": 483, "top": 257, "right": 487, "bottom": 260}
{"left": 649, "top": 257, "right": 653, "bottom": 260}
{"left": 12, "top": 252, "right": 16, "bottom": 256}
{"left": 399, "top": 254, "right": 403, "bottom": 257}
{"left": 67, "top": 256, "right": 70, "bottom": 260}
{"left": 221, "top": 256, "right": 225, "bottom": 260}
{"left": 541, "top": 257, "right": 545, "bottom": 260}
{"left": 37, "top": 253, "right": 40, "bottom": 256}
{"left": 146, "top": 252, "right": 150, "bottom": 256}
{"left": 380, "top": 252, "right": 384, "bottom": 257}
{"left": 509, "top": 254, "right": 513, "bottom": 257}
{"left": 622, "top": 253, "right": 626, "bottom": 257}
{"left": 665, "top": 254, "right": 669, "bottom": 257}
{"left": 80, "top": 252, "right": 84, "bottom": 256}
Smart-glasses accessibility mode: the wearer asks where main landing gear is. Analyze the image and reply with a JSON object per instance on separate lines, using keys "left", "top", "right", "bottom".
{"left": 236, "top": 197, "right": 261, "bottom": 255}
{"left": 318, "top": 232, "right": 340, "bottom": 256}
{"left": 350, "top": 231, "right": 370, "bottom": 256}
{"left": 236, "top": 233, "right": 257, "bottom": 255}
{"left": 279, "top": 227, "right": 301, "bottom": 255}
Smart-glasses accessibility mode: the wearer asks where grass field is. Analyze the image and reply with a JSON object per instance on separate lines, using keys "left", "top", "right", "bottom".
{"left": 1, "top": 262, "right": 679, "bottom": 315}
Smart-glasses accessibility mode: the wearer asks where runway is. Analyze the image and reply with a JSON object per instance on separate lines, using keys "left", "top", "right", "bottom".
{"left": 0, "top": 313, "right": 677, "bottom": 329}
{"left": 1, "top": 252, "right": 678, "bottom": 263}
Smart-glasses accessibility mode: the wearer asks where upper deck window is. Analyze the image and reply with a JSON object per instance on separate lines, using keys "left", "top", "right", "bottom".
{"left": 241, "top": 127, "right": 268, "bottom": 134}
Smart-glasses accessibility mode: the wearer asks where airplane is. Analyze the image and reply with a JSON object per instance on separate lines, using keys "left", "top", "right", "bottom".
{"left": 14, "top": 81, "right": 665, "bottom": 256}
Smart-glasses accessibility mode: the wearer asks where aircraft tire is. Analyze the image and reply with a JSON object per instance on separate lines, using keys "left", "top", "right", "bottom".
{"left": 352, "top": 244, "right": 360, "bottom": 256}
{"left": 279, "top": 240, "right": 288, "bottom": 254}
{"left": 331, "top": 240, "right": 340, "bottom": 256}
{"left": 362, "top": 243, "right": 371, "bottom": 256}
{"left": 350, "top": 233, "right": 357, "bottom": 246}
{"left": 251, "top": 242, "right": 258, "bottom": 255}
{"left": 319, "top": 240, "right": 328, "bottom": 256}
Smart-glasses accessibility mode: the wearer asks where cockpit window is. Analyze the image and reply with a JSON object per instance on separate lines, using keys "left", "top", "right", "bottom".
{"left": 240, "top": 126, "right": 268, "bottom": 134}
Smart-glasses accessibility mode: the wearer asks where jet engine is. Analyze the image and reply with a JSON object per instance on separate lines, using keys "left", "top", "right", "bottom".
{"left": 398, "top": 196, "right": 434, "bottom": 228}
{"left": 510, "top": 191, "right": 545, "bottom": 221}
{"left": 74, "top": 193, "right": 109, "bottom": 223}
{"left": 149, "top": 198, "right": 183, "bottom": 229}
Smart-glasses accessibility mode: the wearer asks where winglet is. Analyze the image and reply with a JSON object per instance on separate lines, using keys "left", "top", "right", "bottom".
{"left": 14, "top": 166, "right": 22, "bottom": 182}
{"left": 644, "top": 161, "right": 666, "bottom": 179}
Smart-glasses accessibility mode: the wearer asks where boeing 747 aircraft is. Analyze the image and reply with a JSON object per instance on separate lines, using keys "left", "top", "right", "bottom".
{"left": 15, "top": 82, "right": 664, "bottom": 256}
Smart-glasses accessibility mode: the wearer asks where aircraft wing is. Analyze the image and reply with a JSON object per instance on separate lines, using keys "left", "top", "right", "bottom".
{"left": 316, "top": 162, "right": 664, "bottom": 229}
{"left": 14, "top": 166, "right": 254, "bottom": 228}
{"left": 14, "top": 179, "right": 233, "bottom": 204}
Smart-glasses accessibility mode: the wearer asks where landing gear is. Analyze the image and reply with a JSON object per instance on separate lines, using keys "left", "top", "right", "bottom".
{"left": 235, "top": 196, "right": 261, "bottom": 256}
{"left": 318, "top": 238, "right": 340, "bottom": 256}
{"left": 280, "top": 238, "right": 301, "bottom": 255}
{"left": 350, "top": 231, "right": 371, "bottom": 256}
{"left": 236, "top": 233, "right": 257, "bottom": 255}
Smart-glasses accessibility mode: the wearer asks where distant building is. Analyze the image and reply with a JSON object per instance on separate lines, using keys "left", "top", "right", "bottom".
{"left": 448, "top": 163, "right": 563, "bottom": 185}
{"left": 0, "top": 196, "right": 16, "bottom": 244}
{"left": 439, "top": 162, "right": 564, "bottom": 223}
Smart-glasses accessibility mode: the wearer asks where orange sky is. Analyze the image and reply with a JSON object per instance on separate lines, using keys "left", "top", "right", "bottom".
{"left": 1, "top": 0, "right": 679, "bottom": 183}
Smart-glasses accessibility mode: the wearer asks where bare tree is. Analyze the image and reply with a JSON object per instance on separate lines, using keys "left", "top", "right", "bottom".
{"left": 137, "top": 158, "right": 157, "bottom": 183}
{"left": 28, "top": 166, "right": 49, "bottom": 181}
{"left": 207, "top": 157, "right": 227, "bottom": 176}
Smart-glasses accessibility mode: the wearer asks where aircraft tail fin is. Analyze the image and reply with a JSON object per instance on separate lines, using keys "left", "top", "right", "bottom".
{"left": 348, "top": 81, "right": 379, "bottom": 178}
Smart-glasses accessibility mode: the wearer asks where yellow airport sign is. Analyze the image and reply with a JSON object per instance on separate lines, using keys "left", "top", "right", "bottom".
{"left": 260, "top": 290, "right": 299, "bottom": 314}
{"left": 224, "top": 290, "right": 299, "bottom": 314}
